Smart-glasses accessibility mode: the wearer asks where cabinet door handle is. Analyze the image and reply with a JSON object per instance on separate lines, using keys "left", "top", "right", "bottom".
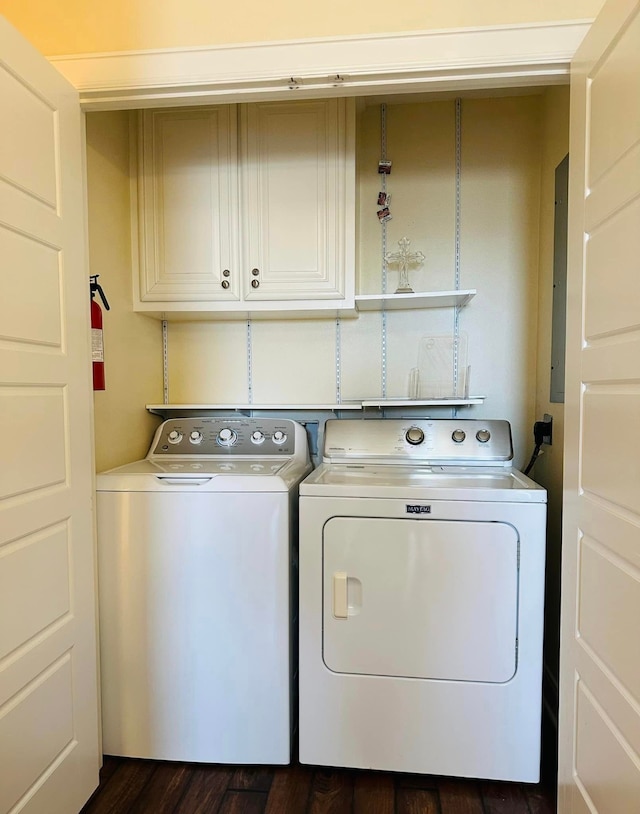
{"left": 221, "top": 279, "right": 230, "bottom": 289}
{"left": 251, "top": 268, "right": 260, "bottom": 276}
{"left": 251, "top": 279, "right": 260, "bottom": 289}
{"left": 222, "top": 269, "right": 230, "bottom": 277}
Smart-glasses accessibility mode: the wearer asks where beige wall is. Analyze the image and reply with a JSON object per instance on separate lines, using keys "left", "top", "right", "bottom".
{"left": 164, "top": 94, "right": 543, "bottom": 466}
{"left": 535, "top": 85, "right": 570, "bottom": 701}
{"left": 1, "top": 0, "right": 604, "bottom": 55}
{"left": 86, "top": 112, "right": 163, "bottom": 471}
{"left": 357, "top": 95, "right": 543, "bottom": 465}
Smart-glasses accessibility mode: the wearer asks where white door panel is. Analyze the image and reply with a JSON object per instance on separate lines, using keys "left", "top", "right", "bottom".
{"left": 0, "top": 227, "right": 62, "bottom": 345}
{"left": 574, "top": 682, "right": 640, "bottom": 814}
{"left": 577, "top": 537, "right": 640, "bottom": 703}
{"left": 0, "top": 657, "right": 74, "bottom": 814}
{"left": 584, "top": 198, "right": 640, "bottom": 337}
{"left": 0, "top": 524, "right": 70, "bottom": 661}
{"left": 0, "top": 387, "right": 67, "bottom": 499}
{"left": 0, "top": 15, "right": 99, "bottom": 814}
{"left": 587, "top": 13, "right": 640, "bottom": 183}
{"left": 582, "top": 391, "right": 640, "bottom": 513}
{"left": 0, "top": 63, "right": 57, "bottom": 205}
{"left": 559, "top": 0, "right": 640, "bottom": 810}
{"left": 323, "top": 517, "right": 518, "bottom": 682}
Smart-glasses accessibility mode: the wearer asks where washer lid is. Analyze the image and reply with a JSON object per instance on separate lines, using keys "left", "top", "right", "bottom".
{"left": 300, "top": 463, "right": 547, "bottom": 502}
{"left": 96, "top": 457, "right": 310, "bottom": 492}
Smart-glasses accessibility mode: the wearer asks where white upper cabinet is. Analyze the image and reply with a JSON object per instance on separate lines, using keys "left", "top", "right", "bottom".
{"left": 241, "top": 99, "right": 353, "bottom": 302}
{"left": 134, "top": 105, "right": 240, "bottom": 305}
{"left": 133, "top": 98, "right": 355, "bottom": 319}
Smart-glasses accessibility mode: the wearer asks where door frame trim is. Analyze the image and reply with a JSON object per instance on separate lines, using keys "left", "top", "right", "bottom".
{"left": 49, "top": 20, "right": 592, "bottom": 110}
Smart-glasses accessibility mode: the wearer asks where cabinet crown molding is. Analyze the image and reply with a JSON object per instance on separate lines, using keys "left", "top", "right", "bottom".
{"left": 49, "top": 21, "right": 592, "bottom": 110}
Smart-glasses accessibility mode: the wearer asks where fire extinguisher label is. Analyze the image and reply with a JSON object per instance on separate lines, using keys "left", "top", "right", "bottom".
{"left": 91, "top": 328, "right": 104, "bottom": 362}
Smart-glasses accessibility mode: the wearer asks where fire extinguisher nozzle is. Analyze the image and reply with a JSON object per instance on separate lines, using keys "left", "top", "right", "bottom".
{"left": 90, "top": 275, "right": 110, "bottom": 310}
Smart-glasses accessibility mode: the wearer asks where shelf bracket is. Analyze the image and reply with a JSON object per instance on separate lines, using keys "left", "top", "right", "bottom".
{"left": 246, "top": 319, "right": 253, "bottom": 405}
{"left": 453, "top": 98, "right": 462, "bottom": 416}
{"left": 380, "top": 102, "right": 388, "bottom": 400}
{"left": 162, "top": 319, "right": 169, "bottom": 404}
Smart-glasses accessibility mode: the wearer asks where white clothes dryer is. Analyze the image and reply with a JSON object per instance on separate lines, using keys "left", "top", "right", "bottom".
{"left": 96, "top": 417, "right": 311, "bottom": 764}
{"left": 299, "top": 418, "right": 546, "bottom": 782}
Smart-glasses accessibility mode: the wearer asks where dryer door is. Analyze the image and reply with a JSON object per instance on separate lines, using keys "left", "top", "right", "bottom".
{"left": 323, "top": 517, "right": 518, "bottom": 683}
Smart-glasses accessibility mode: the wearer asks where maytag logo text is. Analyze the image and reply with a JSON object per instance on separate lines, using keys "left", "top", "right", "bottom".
{"left": 406, "top": 504, "right": 431, "bottom": 514}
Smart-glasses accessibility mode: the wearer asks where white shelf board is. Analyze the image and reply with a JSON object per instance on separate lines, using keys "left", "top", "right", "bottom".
{"left": 146, "top": 403, "right": 363, "bottom": 415}
{"left": 355, "top": 289, "right": 476, "bottom": 311}
{"left": 136, "top": 306, "right": 359, "bottom": 321}
{"left": 361, "top": 397, "right": 485, "bottom": 408}
{"left": 147, "top": 399, "right": 484, "bottom": 415}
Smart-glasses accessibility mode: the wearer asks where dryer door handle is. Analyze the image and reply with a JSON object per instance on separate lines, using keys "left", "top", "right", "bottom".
{"left": 333, "top": 571, "right": 348, "bottom": 619}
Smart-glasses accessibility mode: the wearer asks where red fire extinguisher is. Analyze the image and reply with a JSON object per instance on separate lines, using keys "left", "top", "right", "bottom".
{"left": 90, "top": 275, "right": 110, "bottom": 391}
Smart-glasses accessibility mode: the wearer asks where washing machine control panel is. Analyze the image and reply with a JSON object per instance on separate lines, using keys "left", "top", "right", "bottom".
{"left": 324, "top": 419, "right": 513, "bottom": 464}
{"left": 149, "top": 418, "right": 297, "bottom": 456}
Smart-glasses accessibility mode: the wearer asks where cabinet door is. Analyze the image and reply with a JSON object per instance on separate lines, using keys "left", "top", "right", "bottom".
{"left": 135, "top": 106, "right": 240, "bottom": 303}
{"left": 241, "top": 98, "right": 355, "bottom": 301}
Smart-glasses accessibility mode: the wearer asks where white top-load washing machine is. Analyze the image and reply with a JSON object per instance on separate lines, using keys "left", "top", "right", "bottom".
{"left": 96, "top": 416, "right": 311, "bottom": 764}
{"left": 299, "top": 418, "right": 546, "bottom": 782}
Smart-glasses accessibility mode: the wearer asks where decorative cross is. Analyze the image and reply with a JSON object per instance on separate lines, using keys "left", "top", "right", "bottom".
{"left": 384, "top": 237, "right": 425, "bottom": 293}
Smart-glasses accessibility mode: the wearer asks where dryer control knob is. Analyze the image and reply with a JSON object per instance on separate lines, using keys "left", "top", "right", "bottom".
{"left": 167, "top": 430, "right": 183, "bottom": 444}
{"left": 189, "top": 430, "right": 204, "bottom": 445}
{"left": 476, "top": 429, "right": 491, "bottom": 443}
{"left": 452, "top": 429, "right": 466, "bottom": 443}
{"left": 405, "top": 427, "right": 425, "bottom": 445}
{"left": 272, "top": 430, "right": 287, "bottom": 445}
{"left": 217, "top": 428, "right": 237, "bottom": 447}
{"left": 251, "top": 431, "right": 265, "bottom": 445}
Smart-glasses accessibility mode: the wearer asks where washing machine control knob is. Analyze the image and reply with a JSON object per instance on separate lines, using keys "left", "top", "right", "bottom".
{"left": 217, "top": 428, "right": 237, "bottom": 446}
{"left": 189, "top": 430, "right": 204, "bottom": 445}
{"left": 272, "top": 430, "right": 287, "bottom": 445}
{"left": 476, "top": 429, "right": 491, "bottom": 443}
{"left": 452, "top": 429, "right": 466, "bottom": 443}
{"left": 167, "top": 430, "right": 183, "bottom": 444}
{"left": 405, "top": 427, "right": 425, "bottom": 445}
{"left": 251, "top": 431, "right": 265, "bottom": 445}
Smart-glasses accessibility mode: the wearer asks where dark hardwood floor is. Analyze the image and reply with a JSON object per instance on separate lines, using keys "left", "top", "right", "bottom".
{"left": 80, "top": 757, "right": 555, "bottom": 814}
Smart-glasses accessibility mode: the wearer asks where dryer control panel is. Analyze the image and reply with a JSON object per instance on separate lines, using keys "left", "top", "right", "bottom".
{"left": 149, "top": 417, "right": 298, "bottom": 456}
{"left": 323, "top": 419, "right": 513, "bottom": 465}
